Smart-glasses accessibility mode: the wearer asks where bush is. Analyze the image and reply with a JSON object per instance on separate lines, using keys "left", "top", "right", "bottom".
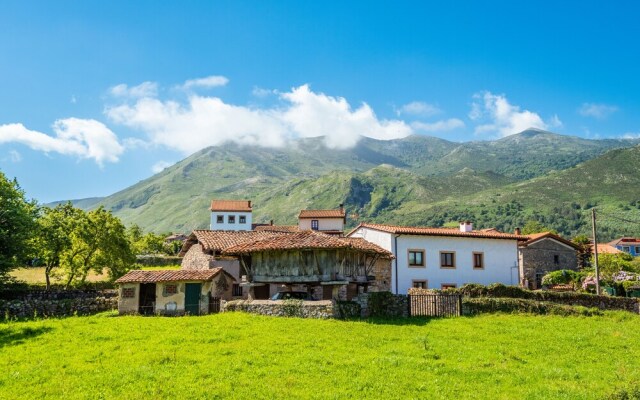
{"left": 335, "top": 301, "right": 361, "bottom": 319}
{"left": 541, "top": 270, "right": 579, "bottom": 286}
{"left": 463, "top": 297, "right": 603, "bottom": 317}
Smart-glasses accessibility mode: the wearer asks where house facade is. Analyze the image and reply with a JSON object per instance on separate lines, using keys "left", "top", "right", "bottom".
{"left": 115, "top": 269, "right": 235, "bottom": 315}
{"left": 347, "top": 222, "right": 524, "bottom": 294}
{"left": 609, "top": 237, "right": 640, "bottom": 256}
{"left": 298, "top": 206, "right": 346, "bottom": 236}
{"left": 210, "top": 199, "right": 253, "bottom": 231}
{"left": 518, "top": 232, "right": 580, "bottom": 289}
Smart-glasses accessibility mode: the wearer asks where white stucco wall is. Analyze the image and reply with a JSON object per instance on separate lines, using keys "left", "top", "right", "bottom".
{"left": 154, "top": 280, "right": 214, "bottom": 314}
{"left": 349, "top": 227, "right": 519, "bottom": 294}
{"left": 298, "top": 217, "right": 344, "bottom": 231}
{"left": 210, "top": 211, "right": 252, "bottom": 231}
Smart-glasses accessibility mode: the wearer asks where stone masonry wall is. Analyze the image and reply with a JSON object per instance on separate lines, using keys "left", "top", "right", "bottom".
{"left": 181, "top": 244, "right": 215, "bottom": 270}
{"left": 520, "top": 238, "right": 578, "bottom": 289}
{"left": 222, "top": 299, "right": 334, "bottom": 319}
{"left": 1, "top": 296, "right": 118, "bottom": 319}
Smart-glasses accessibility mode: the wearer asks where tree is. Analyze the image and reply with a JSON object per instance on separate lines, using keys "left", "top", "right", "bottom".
{"left": 0, "top": 172, "right": 37, "bottom": 282}
{"left": 593, "top": 252, "right": 634, "bottom": 282}
{"left": 572, "top": 234, "right": 592, "bottom": 269}
{"left": 521, "top": 220, "right": 557, "bottom": 235}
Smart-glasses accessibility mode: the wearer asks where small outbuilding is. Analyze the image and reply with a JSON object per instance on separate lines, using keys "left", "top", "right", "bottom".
{"left": 518, "top": 232, "right": 581, "bottom": 289}
{"left": 115, "top": 268, "right": 236, "bottom": 315}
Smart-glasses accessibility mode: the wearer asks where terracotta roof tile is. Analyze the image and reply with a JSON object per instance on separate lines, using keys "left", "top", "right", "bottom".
{"left": 188, "top": 230, "right": 288, "bottom": 253}
{"left": 254, "top": 225, "right": 301, "bottom": 233}
{"left": 349, "top": 222, "right": 527, "bottom": 240}
{"left": 299, "top": 209, "right": 346, "bottom": 218}
{"left": 591, "top": 243, "right": 622, "bottom": 254}
{"left": 210, "top": 200, "right": 252, "bottom": 212}
{"left": 222, "top": 231, "right": 392, "bottom": 257}
{"left": 520, "top": 231, "right": 581, "bottom": 249}
{"left": 115, "top": 268, "right": 227, "bottom": 284}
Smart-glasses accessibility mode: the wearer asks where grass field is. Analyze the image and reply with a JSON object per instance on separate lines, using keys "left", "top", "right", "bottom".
{"left": 1, "top": 312, "right": 639, "bottom": 399}
{"left": 9, "top": 265, "right": 181, "bottom": 285}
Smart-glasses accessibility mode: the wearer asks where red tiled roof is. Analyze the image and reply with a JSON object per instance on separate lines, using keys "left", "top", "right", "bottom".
{"left": 609, "top": 237, "right": 640, "bottom": 246}
{"left": 222, "top": 231, "right": 393, "bottom": 257}
{"left": 115, "top": 268, "right": 230, "bottom": 284}
{"left": 254, "top": 225, "right": 301, "bottom": 233}
{"left": 591, "top": 243, "right": 622, "bottom": 254}
{"left": 341, "top": 237, "right": 393, "bottom": 257}
{"left": 299, "top": 209, "right": 346, "bottom": 219}
{"left": 348, "top": 223, "right": 527, "bottom": 240}
{"left": 180, "top": 230, "right": 288, "bottom": 255}
{"left": 520, "top": 232, "right": 581, "bottom": 249}
{"left": 210, "top": 200, "right": 252, "bottom": 212}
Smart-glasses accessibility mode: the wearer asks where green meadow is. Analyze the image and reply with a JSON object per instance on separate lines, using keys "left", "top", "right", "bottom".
{"left": 1, "top": 312, "right": 639, "bottom": 399}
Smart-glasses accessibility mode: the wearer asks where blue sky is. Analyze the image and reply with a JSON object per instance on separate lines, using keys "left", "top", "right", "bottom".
{"left": 1, "top": 1, "right": 639, "bottom": 202}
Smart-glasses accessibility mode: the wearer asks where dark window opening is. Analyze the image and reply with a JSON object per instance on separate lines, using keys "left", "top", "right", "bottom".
{"left": 311, "top": 220, "right": 319, "bottom": 230}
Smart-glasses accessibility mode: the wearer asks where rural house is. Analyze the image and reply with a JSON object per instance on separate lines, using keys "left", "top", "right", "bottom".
{"left": 347, "top": 221, "right": 525, "bottom": 293}
{"left": 518, "top": 232, "right": 580, "bottom": 289}
{"left": 115, "top": 269, "right": 236, "bottom": 315}
{"left": 297, "top": 205, "right": 346, "bottom": 236}
{"left": 210, "top": 199, "right": 253, "bottom": 231}
{"left": 608, "top": 237, "right": 640, "bottom": 256}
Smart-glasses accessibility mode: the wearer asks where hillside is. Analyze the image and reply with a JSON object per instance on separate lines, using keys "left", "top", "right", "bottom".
{"left": 63, "top": 129, "right": 640, "bottom": 238}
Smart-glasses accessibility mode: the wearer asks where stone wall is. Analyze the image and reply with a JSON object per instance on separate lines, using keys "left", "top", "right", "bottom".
{"left": 520, "top": 238, "right": 578, "bottom": 289}
{"left": 1, "top": 296, "right": 117, "bottom": 319}
{"left": 353, "top": 292, "right": 409, "bottom": 318}
{"left": 181, "top": 244, "right": 215, "bottom": 270}
{"left": 222, "top": 299, "right": 334, "bottom": 319}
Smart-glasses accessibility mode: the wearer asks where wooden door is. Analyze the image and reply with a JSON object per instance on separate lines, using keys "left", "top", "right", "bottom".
{"left": 184, "top": 283, "right": 201, "bottom": 315}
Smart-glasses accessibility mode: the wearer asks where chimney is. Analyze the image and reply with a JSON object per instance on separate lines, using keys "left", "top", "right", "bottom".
{"left": 339, "top": 203, "right": 344, "bottom": 213}
{"left": 270, "top": 219, "right": 274, "bottom": 226}
{"left": 514, "top": 227, "right": 521, "bottom": 235}
{"left": 459, "top": 221, "right": 473, "bottom": 232}
{"left": 248, "top": 200, "right": 252, "bottom": 208}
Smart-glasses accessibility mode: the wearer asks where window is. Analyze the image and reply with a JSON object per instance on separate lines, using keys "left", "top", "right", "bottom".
{"left": 473, "top": 252, "right": 484, "bottom": 269}
{"left": 216, "top": 215, "right": 224, "bottom": 223}
{"left": 228, "top": 215, "right": 236, "bottom": 224}
{"left": 239, "top": 215, "right": 246, "bottom": 224}
{"left": 412, "top": 280, "right": 427, "bottom": 289}
{"left": 553, "top": 255, "right": 560, "bottom": 264}
{"left": 122, "top": 287, "right": 135, "bottom": 298}
{"left": 623, "top": 246, "right": 631, "bottom": 253}
{"left": 311, "top": 219, "right": 319, "bottom": 230}
{"left": 441, "top": 283, "right": 457, "bottom": 290}
{"left": 232, "top": 284, "right": 243, "bottom": 297}
{"left": 163, "top": 284, "right": 178, "bottom": 296}
{"left": 408, "top": 250, "right": 425, "bottom": 267}
{"left": 440, "top": 251, "right": 456, "bottom": 268}
{"left": 635, "top": 246, "right": 640, "bottom": 254}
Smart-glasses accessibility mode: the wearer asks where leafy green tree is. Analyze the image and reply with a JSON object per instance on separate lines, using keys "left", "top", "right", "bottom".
{"left": 522, "top": 220, "right": 557, "bottom": 235}
{"left": 593, "top": 252, "right": 634, "bottom": 282}
{"left": 128, "top": 224, "right": 169, "bottom": 255}
{"left": 572, "top": 234, "right": 592, "bottom": 269}
{"left": 0, "top": 172, "right": 37, "bottom": 281}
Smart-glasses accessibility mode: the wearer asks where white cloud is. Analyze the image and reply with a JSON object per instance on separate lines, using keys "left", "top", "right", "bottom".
{"left": 470, "top": 92, "right": 551, "bottom": 137}
{"left": 107, "top": 83, "right": 412, "bottom": 153}
{"left": 549, "top": 114, "right": 563, "bottom": 128}
{"left": 579, "top": 103, "right": 618, "bottom": 119}
{"left": 181, "top": 75, "right": 229, "bottom": 90}
{"left": 9, "top": 150, "right": 21, "bottom": 163}
{"left": 621, "top": 132, "right": 640, "bottom": 139}
{"left": 412, "top": 118, "right": 465, "bottom": 133}
{"left": 151, "top": 160, "right": 174, "bottom": 173}
{"left": 252, "top": 86, "right": 275, "bottom": 98}
{"left": 396, "top": 101, "right": 442, "bottom": 117}
{"left": 0, "top": 119, "right": 124, "bottom": 166}
{"left": 110, "top": 81, "right": 158, "bottom": 98}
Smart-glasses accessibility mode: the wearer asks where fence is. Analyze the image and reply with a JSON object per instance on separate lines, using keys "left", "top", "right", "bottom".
{"left": 408, "top": 293, "right": 462, "bottom": 317}
{"left": 209, "top": 296, "right": 221, "bottom": 313}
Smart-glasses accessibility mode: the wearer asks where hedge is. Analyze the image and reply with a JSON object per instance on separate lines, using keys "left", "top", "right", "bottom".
{"left": 463, "top": 297, "right": 603, "bottom": 317}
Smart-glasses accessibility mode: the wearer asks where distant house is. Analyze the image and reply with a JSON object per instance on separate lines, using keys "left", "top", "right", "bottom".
{"left": 591, "top": 243, "right": 622, "bottom": 255}
{"left": 210, "top": 199, "right": 253, "bottom": 231}
{"left": 115, "top": 269, "right": 235, "bottom": 315}
{"left": 518, "top": 232, "right": 580, "bottom": 289}
{"left": 164, "top": 233, "right": 188, "bottom": 244}
{"left": 347, "top": 221, "right": 524, "bottom": 293}
{"left": 608, "top": 237, "right": 640, "bottom": 256}
{"left": 298, "top": 205, "right": 346, "bottom": 236}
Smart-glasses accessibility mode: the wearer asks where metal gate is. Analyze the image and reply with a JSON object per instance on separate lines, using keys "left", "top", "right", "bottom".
{"left": 409, "top": 294, "right": 462, "bottom": 317}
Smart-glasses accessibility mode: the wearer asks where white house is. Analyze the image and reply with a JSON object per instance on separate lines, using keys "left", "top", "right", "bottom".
{"left": 298, "top": 205, "right": 346, "bottom": 236}
{"left": 210, "top": 200, "right": 253, "bottom": 231}
{"left": 347, "top": 222, "right": 525, "bottom": 294}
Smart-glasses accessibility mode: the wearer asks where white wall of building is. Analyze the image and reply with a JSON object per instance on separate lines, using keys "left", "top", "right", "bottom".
{"left": 210, "top": 211, "right": 252, "bottom": 231}
{"left": 350, "top": 227, "right": 519, "bottom": 294}
{"left": 298, "top": 217, "right": 344, "bottom": 231}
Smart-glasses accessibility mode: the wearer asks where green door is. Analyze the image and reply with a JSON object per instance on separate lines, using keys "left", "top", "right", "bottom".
{"left": 185, "top": 283, "right": 201, "bottom": 315}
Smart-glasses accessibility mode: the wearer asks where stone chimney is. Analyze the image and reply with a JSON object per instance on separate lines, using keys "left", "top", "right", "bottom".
{"left": 459, "top": 221, "right": 473, "bottom": 232}
{"left": 514, "top": 227, "right": 521, "bottom": 235}
{"left": 248, "top": 200, "right": 252, "bottom": 208}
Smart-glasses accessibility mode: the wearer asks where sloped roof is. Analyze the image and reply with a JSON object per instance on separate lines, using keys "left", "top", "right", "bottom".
{"left": 210, "top": 200, "right": 252, "bottom": 212}
{"left": 222, "top": 231, "right": 393, "bottom": 257}
{"left": 609, "top": 237, "right": 640, "bottom": 246}
{"left": 254, "top": 225, "right": 301, "bottom": 233}
{"left": 592, "top": 243, "right": 622, "bottom": 254}
{"left": 348, "top": 223, "right": 526, "bottom": 240}
{"left": 115, "top": 268, "right": 233, "bottom": 284}
{"left": 299, "top": 209, "right": 346, "bottom": 219}
{"left": 520, "top": 232, "right": 581, "bottom": 250}
{"left": 179, "top": 230, "right": 287, "bottom": 256}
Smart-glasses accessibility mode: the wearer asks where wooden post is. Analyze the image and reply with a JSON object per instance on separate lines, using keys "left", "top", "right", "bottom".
{"left": 592, "top": 208, "right": 601, "bottom": 296}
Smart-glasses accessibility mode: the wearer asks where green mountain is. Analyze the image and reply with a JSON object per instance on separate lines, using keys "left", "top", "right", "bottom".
{"left": 62, "top": 129, "right": 640, "bottom": 239}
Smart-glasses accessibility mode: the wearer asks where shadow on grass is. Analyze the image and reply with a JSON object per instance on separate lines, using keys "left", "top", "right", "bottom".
{"left": 0, "top": 326, "right": 53, "bottom": 349}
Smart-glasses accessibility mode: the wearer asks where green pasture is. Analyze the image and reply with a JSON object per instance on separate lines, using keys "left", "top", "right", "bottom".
{"left": 1, "top": 312, "right": 639, "bottom": 399}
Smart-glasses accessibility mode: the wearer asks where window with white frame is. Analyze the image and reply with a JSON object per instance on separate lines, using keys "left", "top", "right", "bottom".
{"left": 412, "top": 280, "right": 427, "bottom": 289}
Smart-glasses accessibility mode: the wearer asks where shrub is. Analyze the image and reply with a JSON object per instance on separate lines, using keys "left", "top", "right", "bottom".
{"left": 541, "top": 270, "right": 579, "bottom": 286}
{"left": 335, "top": 301, "right": 361, "bottom": 319}
{"left": 463, "top": 297, "right": 603, "bottom": 316}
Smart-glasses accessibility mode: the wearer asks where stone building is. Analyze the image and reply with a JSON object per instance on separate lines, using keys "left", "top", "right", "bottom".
{"left": 518, "top": 232, "right": 580, "bottom": 289}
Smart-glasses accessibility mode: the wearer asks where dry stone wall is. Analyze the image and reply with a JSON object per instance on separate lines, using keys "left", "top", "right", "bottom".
{"left": 1, "top": 295, "right": 118, "bottom": 319}
{"left": 223, "top": 299, "right": 334, "bottom": 319}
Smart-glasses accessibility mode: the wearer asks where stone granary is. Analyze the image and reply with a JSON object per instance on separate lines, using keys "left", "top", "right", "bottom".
{"left": 179, "top": 230, "right": 393, "bottom": 301}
